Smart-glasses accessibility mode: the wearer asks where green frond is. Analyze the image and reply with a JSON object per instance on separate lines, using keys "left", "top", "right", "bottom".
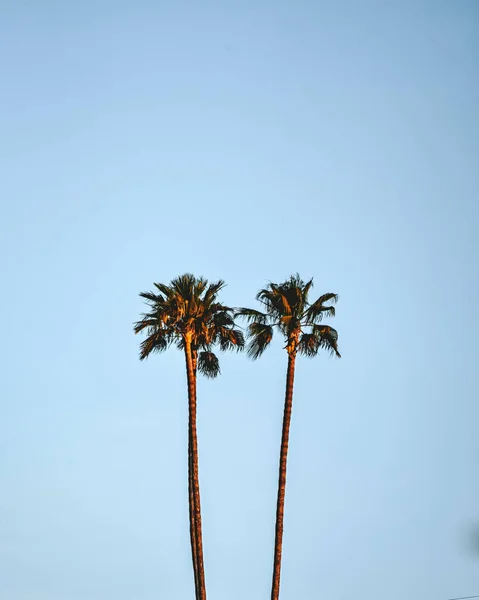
{"left": 257, "top": 276, "right": 312, "bottom": 319}
{"left": 270, "top": 284, "right": 293, "bottom": 315}
{"left": 197, "top": 351, "right": 220, "bottom": 378}
{"left": 153, "top": 282, "right": 172, "bottom": 298}
{"left": 203, "top": 280, "right": 226, "bottom": 305}
{"left": 231, "top": 329, "right": 245, "bottom": 349}
{"left": 313, "top": 325, "right": 341, "bottom": 357}
{"left": 281, "top": 285, "right": 301, "bottom": 314}
{"left": 194, "top": 277, "right": 209, "bottom": 297}
{"left": 298, "top": 325, "right": 341, "bottom": 358}
{"left": 175, "top": 336, "right": 186, "bottom": 351}
{"left": 139, "top": 334, "right": 169, "bottom": 360}
{"left": 289, "top": 273, "right": 305, "bottom": 288}
{"left": 278, "top": 314, "right": 300, "bottom": 336}
{"left": 256, "top": 287, "right": 287, "bottom": 318}
{"left": 235, "top": 307, "right": 268, "bottom": 324}
{"left": 217, "top": 327, "right": 245, "bottom": 352}
{"left": 213, "top": 310, "right": 235, "bottom": 328}
{"left": 298, "top": 332, "right": 319, "bottom": 357}
{"left": 304, "top": 293, "right": 338, "bottom": 323}
{"left": 312, "top": 293, "right": 339, "bottom": 307}
{"left": 305, "top": 305, "right": 336, "bottom": 323}
{"left": 133, "top": 317, "right": 157, "bottom": 335}
{"left": 170, "top": 273, "right": 197, "bottom": 301}
{"left": 282, "top": 275, "right": 315, "bottom": 316}
{"left": 247, "top": 322, "right": 273, "bottom": 360}
{"left": 301, "top": 278, "right": 314, "bottom": 305}
{"left": 139, "top": 291, "right": 162, "bottom": 304}
{"left": 210, "top": 302, "right": 230, "bottom": 312}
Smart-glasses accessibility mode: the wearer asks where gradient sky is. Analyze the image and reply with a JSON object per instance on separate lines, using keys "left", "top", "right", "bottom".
{"left": 1, "top": 1, "right": 478, "bottom": 599}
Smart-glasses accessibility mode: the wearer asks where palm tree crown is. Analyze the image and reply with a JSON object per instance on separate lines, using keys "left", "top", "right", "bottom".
{"left": 134, "top": 273, "right": 245, "bottom": 375}
{"left": 236, "top": 273, "right": 340, "bottom": 359}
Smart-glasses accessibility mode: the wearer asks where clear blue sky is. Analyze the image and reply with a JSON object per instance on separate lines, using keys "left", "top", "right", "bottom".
{"left": 1, "top": 1, "right": 478, "bottom": 599}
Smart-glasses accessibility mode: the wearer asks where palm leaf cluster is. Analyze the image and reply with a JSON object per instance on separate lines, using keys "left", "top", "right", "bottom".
{"left": 134, "top": 273, "right": 244, "bottom": 377}
{"left": 236, "top": 273, "right": 340, "bottom": 360}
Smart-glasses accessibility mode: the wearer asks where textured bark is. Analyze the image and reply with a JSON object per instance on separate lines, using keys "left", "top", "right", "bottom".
{"left": 188, "top": 350, "right": 199, "bottom": 599}
{"left": 185, "top": 340, "right": 207, "bottom": 600}
{"left": 188, "top": 431, "right": 199, "bottom": 599}
{"left": 271, "top": 351, "right": 296, "bottom": 600}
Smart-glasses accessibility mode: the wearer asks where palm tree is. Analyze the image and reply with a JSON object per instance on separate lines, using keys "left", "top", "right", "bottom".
{"left": 134, "top": 274, "right": 244, "bottom": 600}
{"left": 236, "top": 274, "right": 340, "bottom": 600}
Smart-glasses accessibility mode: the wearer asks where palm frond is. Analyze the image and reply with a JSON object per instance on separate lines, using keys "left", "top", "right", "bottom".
{"left": 256, "top": 287, "right": 288, "bottom": 318}
{"left": 197, "top": 351, "right": 220, "bottom": 378}
{"left": 213, "top": 310, "right": 235, "bottom": 328}
{"left": 247, "top": 322, "right": 273, "bottom": 360}
{"left": 301, "top": 278, "right": 314, "bottom": 305}
{"left": 139, "top": 334, "right": 169, "bottom": 360}
{"left": 153, "top": 282, "right": 173, "bottom": 298}
{"left": 277, "top": 314, "right": 301, "bottom": 337}
{"left": 298, "top": 332, "right": 319, "bottom": 357}
{"left": 194, "top": 276, "right": 208, "bottom": 297}
{"left": 217, "top": 327, "right": 245, "bottom": 352}
{"left": 175, "top": 336, "right": 186, "bottom": 351}
{"left": 313, "top": 325, "right": 341, "bottom": 357}
{"left": 304, "top": 293, "right": 338, "bottom": 323}
{"left": 258, "top": 275, "right": 310, "bottom": 319}
{"left": 270, "top": 283, "right": 293, "bottom": 315}
{"left": 311, "top": 293, "right": 339, "bottom": 307}
{"left": 139, "top": 291, "right": 163, "bottom": 305}
{"left": 235, "top": 307, "right": 268, "bottom": 324}
{"left": 133, "top": 317, "right": 158, "bottom": 335}
{"left": 280, "top": 283, "right": 303, "bottom": 317}
{"left": 171, "top": 273, "right": 196, "bottom": 301}
{"left": 289, "top": 273, "right": 305, "bottom": 288}
{"left": 203, "top": 280, "right": 226, "bottom": 305}
{"left": 231, "top": 329, "right": 245, "bottom": 349}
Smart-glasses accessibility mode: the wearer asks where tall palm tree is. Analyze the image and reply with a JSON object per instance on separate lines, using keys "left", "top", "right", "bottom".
{"left": 134, "top": 274, "right": 244, "bottom": 600}
{"left": 236, "top": 274, "right": 340, "bottom": 600}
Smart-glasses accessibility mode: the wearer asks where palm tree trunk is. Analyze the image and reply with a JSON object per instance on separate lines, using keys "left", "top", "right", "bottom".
{"left": 188, "top": 353, "right": 199, "bottom": 598}
{"left": 185, "top": 341, "right": 207, "bottom": 600}
{"left": 271, "top": 352, "right": 296, "bottom": 600}
{"left": 188, "top": 345, "right": 199, "bottom": 599}
{"left": 188, "top": 433, "right": 199, "bottom": 599}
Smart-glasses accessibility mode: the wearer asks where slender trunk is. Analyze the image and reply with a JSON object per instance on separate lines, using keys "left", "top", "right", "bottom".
{"left": 188, "top": 431, "right": 199, "bottom": 599}
{"left": 185, "top": 341, "right": 207, "bottom": 600}
{"left": 188, "top": 351, "right": 199, "bottom": 599}
{"left": 271, "top": 352, "right": 296, "bottom": 600}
